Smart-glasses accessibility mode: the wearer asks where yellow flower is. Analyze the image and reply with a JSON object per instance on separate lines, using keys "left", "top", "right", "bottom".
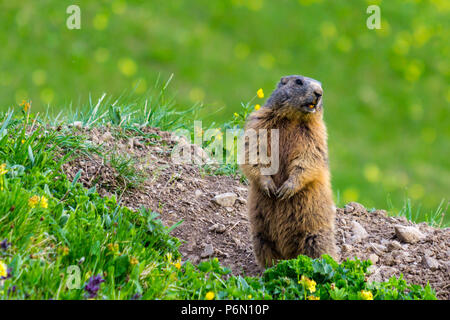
{"left": 130, "top": 257, "right": 139, "bottom": 265}
{"left": 174, "top": 262, "right": 181, "bottom": 270}
{"left": 234, "top": 112, "right": 239, "bottom": 117}
{"left": 361, "top": 290, "right": 373, "bottom": 300}
{"left": 107, "top": 243, "right": 119, "bottom": 253}
{"left": 62, "top": 247, "right": 69, "bottom": 256}
{"left": 205, "top": 291, "right": 215, "bottom": 300}
{"left": 40, "top": 196, "right": 48, "bottom": 208}
{"left": 299, "top": 275, "right": 316, "bottom": 293}
{"left": 257, "top": 88, "right": 264, "bottom": 98}
{"left": 307, "top": 295, "right": 320, "bottom": 300}
{"left": 28, "top": 195, "right": 40, "bottom": 208}
{"left": 247, "top": 294, "right": 253, "bottom": 299}
{"left": 20, "top": 100, "right": 31, "bottom": 112}
{"left": 21, "top": 139, "right": 25, "bottom": 144}
{"left": 254, "top": 104, "right": 261, "bottom": 110}
{"left": 0, "top": 260, "right": 7, "bottom": 278}
{"left": 0, "top": 163, "right": 7, "bottom": 175}
{"left": 306, "top": 279, "right": 316, "bottom": 293}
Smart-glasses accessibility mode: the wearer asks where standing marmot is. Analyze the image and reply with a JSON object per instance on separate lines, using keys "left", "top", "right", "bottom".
{"left": 240, "top": 75, "right": 338, "bottom": 268}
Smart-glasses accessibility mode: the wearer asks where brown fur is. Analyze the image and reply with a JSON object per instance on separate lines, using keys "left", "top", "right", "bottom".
{"left": 240, "top": 75, "right": 338, "bottom": 268}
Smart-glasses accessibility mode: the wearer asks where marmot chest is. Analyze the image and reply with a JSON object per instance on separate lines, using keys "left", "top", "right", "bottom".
{"left": 271, "top": 121, "right": 312, "bottom": 186}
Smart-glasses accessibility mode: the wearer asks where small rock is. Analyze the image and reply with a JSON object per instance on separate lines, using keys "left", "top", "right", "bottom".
{"left": 208, "top": 223, "right": 226, "bottom": 233}
{"left": 232, "top": 237, "right": 244, "bottom": 249}
{"left": 216, "top": 224, "right": 227, "bottom": 233}
{"left": 422, "top": 256, "right": 440, "bottom": 270}
{"left": 235, "top": 187, "right": 248, "bottom": 194}
{"left": 394, "top": 225, "right": 426, "bottom": 244}
{"left": 350, "top": 221, "right": 369, "bottom": 242}
{"left": 391, "top": 250, "right": 410, "bottom": 264}
{"left": 236, "top": 197, "right": 247, "bottom": 205}
{"left": 367, "top": 266, "right": 399, "bottom": 283}
{"left": 367, "top": 265, "right": 377, "bottom": 274}
{"left": 387, "top": 240, "right": 403, "bottom": 251}
{"left": 134, "top": 139, "right": 144, "bottom": 148}
{"left": 225, "top": 207, "right": 234, "bottom": 213}
{"left": 368, "top": 253, "right": 379, "bottom": 264}
{"left": 127, "top": 138, "right": 134, "bottom": 149}
{"left": 101, "top": 131, "right": 114, "bottom": 142}
{"left": 344, "top": 202, "right": 367, "bottom": 215}
{"left": 201, "top": 244, "right": 214, "bottom": 258}
{"left": 194, "top": 189, "right": 203, "bottom": 198}
{"left": 442, "top": 261, "right": 450, "bottom": 273}
{"left": 176, "top": 182, "right": 185, "bottom": 192}
{"left": 91, "top": 135, "right": 100, "bottom": 144}
{"left": 186, "top": 242, "right": 196, "bottom": 252}
{"left": 341, "top": 244, "right": 352, "bottom": 253}
{"left": 72, "top": 121, "right": 83, "bottom": 129}
{"left": 214, "top": 248, "right": 229, "bottom": 258}
{"left": 369, "top": 243, "right": 387, "bottom": 255}
{"left": 213, "top": 193, "right": 238, "bottom": 207}
{"left": 187, "top": 254, "right": 200, "bottom": 264}
{"left": 375, "top": 209, "right": 387, "bottom": 216}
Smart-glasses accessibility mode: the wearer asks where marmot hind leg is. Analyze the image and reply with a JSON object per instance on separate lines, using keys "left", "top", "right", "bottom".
{"left": 252, "top": 233, "right": 281, "bottom": 268}
{"left": 302, "top": 229, "right": 339, "bottom": 261}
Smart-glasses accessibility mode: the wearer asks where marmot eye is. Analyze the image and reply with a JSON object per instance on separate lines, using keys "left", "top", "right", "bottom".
{"left": 295, "top": 79, "right": 303, "bottom": 86}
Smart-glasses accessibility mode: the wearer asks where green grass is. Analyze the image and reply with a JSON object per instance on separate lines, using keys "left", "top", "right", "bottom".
{"left": 0, "top": 106, "right": 438, "bottom": 300}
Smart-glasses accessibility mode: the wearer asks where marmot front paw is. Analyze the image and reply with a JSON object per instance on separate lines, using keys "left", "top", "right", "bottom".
{"left": 277, "top": 180, "right": 297, "bottom": 200}
{"left": 259, "top": 175, "right": 277, "bottom": 197}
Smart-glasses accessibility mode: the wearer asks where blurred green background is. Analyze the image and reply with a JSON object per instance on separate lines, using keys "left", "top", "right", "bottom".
{"left": 0, "top": 0, "right": 448, "bottom": 223}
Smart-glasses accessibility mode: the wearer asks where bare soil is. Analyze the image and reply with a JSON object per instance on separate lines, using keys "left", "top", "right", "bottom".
{"left": 62, "top": 126, "right": 450, "bottom": 299}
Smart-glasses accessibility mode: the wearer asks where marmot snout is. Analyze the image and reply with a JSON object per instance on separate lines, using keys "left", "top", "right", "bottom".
{"left": 240, "top": 74, "right": 338, "bottom": 268}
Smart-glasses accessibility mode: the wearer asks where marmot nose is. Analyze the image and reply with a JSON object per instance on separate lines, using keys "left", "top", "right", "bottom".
{"left": 313, "top": 89, "right": 322, "bottom": 98}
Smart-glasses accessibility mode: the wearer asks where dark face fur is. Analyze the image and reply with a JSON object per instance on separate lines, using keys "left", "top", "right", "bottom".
{"left": 266, "top": 75, "right": 324, "bottom": 114}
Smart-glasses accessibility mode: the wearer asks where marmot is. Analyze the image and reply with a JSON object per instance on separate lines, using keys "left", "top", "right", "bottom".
{"left": 240, "top": 75, "right": 338, "bottom": 268}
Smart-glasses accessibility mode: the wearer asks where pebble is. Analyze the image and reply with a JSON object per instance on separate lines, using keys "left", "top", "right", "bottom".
{"left": 350, "top": 221, "right": 369, "bottom": 242}
{"left": 72, "top": 121, "right": 83, "bottom": 129}
{"left": 422, "top": 256, "right": 440, "bottom": 270}
{"left": 341, "top": 244, "right": 352, "bottom": 253}
{"left": 369, "top": 242, "right": 387, "bottom": 255}
{"left": 344, "top": 202, "right": 367, "bottom": 215}
{"left": 101, "top": 131, "right": 114, "bottom": 142}
{"left": 187, "top": 254, "right": 200, "bottom": 264}
{"left": 209, "top": 223, "right": 227, "bottom": 233}
{"left": 367, "top": 266, "right": 399, "bottom": 283}
{"left": 201, "top": 244, "right": 214, "bottom": 258}
{"left": 213, "top": 193, "right": 238, "bottom": 207}
{"left": 387, "top": 240, "right": 403, "bottom": 251}
{"left": 194, "top": 189, "right": 203, "bottom": 198}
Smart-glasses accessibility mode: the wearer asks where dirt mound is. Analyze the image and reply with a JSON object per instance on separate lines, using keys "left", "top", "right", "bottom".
{"left": 62, "top": 126, "right": 450, "bottom": 299}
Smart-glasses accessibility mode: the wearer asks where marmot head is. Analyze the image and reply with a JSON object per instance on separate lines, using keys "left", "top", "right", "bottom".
{"left": 266, "top": 75, "right": 324, "bottom": 115}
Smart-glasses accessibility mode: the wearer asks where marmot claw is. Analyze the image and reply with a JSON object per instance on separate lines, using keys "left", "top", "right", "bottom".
{"left": 277, "top": 181, "right": 296, "bottom": 200}
{"left": 260, "top": 176, "right": 277, "bottom": 197}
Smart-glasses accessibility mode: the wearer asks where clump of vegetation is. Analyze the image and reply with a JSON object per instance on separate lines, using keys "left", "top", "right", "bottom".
{"left": 0, "top": 106, "right": 437, "bottom": 300}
